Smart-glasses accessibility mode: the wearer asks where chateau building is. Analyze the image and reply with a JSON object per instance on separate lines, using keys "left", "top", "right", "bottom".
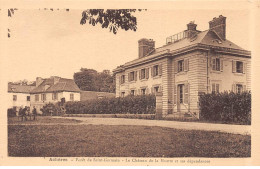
{"left": 113, "top": 15, "right": 251, "bottom": 118}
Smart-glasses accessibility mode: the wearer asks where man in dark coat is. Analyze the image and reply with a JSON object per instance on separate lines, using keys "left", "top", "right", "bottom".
{"left": 32, "top": 107, "right": 37, "bottom": 120}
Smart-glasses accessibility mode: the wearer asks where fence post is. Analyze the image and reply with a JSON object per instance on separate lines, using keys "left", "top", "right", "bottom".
{"left": 155, "top": 92, "right": 163, "bottom": 119}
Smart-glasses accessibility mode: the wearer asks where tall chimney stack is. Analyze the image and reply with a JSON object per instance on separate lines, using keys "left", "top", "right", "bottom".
{"left": 209, "top": 15, "right": 226, "bottom": 40}
{"left": 138, "top": 38, "right": 155, "bottom": 58}
{"left": 186, "top": 21, "right": 198, "bottom": 38}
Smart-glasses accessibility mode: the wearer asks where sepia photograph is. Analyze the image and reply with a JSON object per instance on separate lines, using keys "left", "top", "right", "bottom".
{"left": 0, "top": 0, "right": 259, "bottom": 166}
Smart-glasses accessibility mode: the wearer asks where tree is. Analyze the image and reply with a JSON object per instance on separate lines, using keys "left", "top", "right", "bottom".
{"left": 74, "top": 68, "right": 115, "bottom": 93}
{"left": 80, "top": 9, "right": 146, "bottom": 34}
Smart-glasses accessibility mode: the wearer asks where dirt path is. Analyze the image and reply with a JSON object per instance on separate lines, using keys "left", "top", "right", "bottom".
{"left": 52, "top": 116, "right": 251, "bottom": 135}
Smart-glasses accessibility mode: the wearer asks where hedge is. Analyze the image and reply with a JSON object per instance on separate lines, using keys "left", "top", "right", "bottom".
{"left": 65, "top": 94, "right": 156, "bottom": 114}
{"left": 199, "top": 91, "right": 251, "bottom": 125}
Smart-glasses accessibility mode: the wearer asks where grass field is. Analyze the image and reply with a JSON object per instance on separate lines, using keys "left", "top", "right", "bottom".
{"left": 8, "top": 117, "right": 251, "bottom": 157}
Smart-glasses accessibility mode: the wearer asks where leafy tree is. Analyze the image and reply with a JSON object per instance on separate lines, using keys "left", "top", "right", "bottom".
{"left": 74, "top": 68, "right": 115, "bottom": 93}
{"left": 80, "top": 9, "right": 146, "bottom": 34}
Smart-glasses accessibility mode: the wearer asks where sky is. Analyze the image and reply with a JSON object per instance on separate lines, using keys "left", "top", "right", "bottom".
{"left": 0, "top": 8, "right": 251, "bottom": 82}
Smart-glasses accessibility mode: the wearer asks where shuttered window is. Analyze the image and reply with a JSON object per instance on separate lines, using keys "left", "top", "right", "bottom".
{"left": 175, "top": 59, "right": 189, "bottom": 73}
{"left": 232, "top": 60, "right": 245, "bottom": 73}
{"left": 41, "top": 94, "right": 46, "bottom": 101}
{"left": 212, "top": 83, "right": 220, "bottom": 93}
{"left": 70, "top": 93, "right": 74, "bottom": 101}
{"left": 212, "top": 58, "right": 223, "bottom": 71}
{"left": 140, "top": 69, "right": 146, "bottom": 79}
{"left": 52, "top": 93, "right": 58, "bottom": 100}
{"left": 35, "top": 95, "right": 39, "bottom": 101}
{"left": 120, "top": 75, "right": 125, "bottom": 84}
{"left": 128, "top": 71, "right": 136, "bottom": 82}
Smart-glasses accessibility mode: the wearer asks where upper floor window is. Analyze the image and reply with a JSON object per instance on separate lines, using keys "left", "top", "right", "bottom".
{"left": 120, "top": 75, "right": 125, "bottom": 84}
{"left": 236, "top": 61, "right": 243, "bottom": 73}
{"left": 141, "top": 69, "right": 146, "bottom": 79}
{"left": 152, "top": 64, "right": 162, "bottom": 77}
{"left": 178, "top": 60, "right": 184, "bottom": 72}
{"left": 121, "top": 92, "right": 125, "bottom": 97}
{"left": 27, "top": 96, "right": 30, "bottom": 101}
{"left": 35, "top": 94, "right": 39, "bottom": 101}
{"left": 232, "top": 60, "right": 245, "bottom": 74}
{"left": 175, "top": 59, "right": 189, "bottom": 73}
{"left": 212, "top": 58, "right": 221, "bottom": 71}
{"left": 13, "top": 95, "right": 17, "bottom": 101}
{"left": 41, "top": 94, "right": 46, "bottom": 101}
{"left": 70, "top": 93, "right": 74, "bottom": 101}
{"left": 128, "top": 71, "right": 137, "bottom": 82}
{"left": 130, "top": 90, "right": 135, "bottom": 95}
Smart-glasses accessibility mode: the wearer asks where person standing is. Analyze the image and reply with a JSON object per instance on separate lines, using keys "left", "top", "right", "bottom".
{"left": 32, "top": 107, "right": 37, "bottom": 120}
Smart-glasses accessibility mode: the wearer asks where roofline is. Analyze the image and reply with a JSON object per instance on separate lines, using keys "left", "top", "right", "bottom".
{"left": 8, "top": 91, "right": 31, "bottom": 94}
{"left": 30, "top": 90, "right": 81, "bottom": 94}
{"left": 113, "top": 43, "right": 251, "bottom": 73}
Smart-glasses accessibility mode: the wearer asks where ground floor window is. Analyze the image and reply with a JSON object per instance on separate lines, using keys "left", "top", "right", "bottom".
{"left": 41, "top": 94, "right": 46, "bottom": 101}
{"left": 141, "top": 88, "right": 146, "bottom": 95}
{"left": 236, "top": 84, "right": 243, "bottom": 94}
{"left": 130, "top": 90, "right": 135, "bottom": 95}
{"left": 121, "top": 92, "right": 125, "bottom": 97}
{"left": 212, "top": 83, "right": 220, "bottom": 93}
{"left": 52, "top": 93, "right": 58, "bottom": 100}
{"left": 70, "top": 93, "right": 74, "bottom": 101}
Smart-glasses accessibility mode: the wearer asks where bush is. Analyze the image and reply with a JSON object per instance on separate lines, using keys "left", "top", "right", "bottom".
{"left": 41, "top": 102, "right": 65, "bottom": 116}
{"left": 199, "top": 91, "right": 251, "bottom": 125}
{"left": 65, "top": 94, "right": 156, "bottom": 115}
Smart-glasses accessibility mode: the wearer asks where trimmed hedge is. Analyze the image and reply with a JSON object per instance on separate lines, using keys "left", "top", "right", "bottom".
{"left": 65, "top": 94, "right": 156, "bottom": 114}
{"left": 199, "top": 91, "right": 251, "bottom": 125}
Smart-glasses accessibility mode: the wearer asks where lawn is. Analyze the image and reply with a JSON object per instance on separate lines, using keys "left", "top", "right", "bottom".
{"left": 8, "top": 117, "right": 251, "bottom": 157}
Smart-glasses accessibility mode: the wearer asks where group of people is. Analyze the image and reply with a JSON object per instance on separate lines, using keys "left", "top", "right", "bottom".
{"left": 18, "top": 106, "right": 37, "bottom": 121}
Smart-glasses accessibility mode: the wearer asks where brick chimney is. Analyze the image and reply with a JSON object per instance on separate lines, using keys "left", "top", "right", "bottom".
{"left": 51, "top": 76, "right": 61, "bottom": 85}
{"left": 138, "top": 38, "right": 155, "bottom": 58}
{"left": 36, "top": 77, "right": 43, "bottom": 87}
{"left": 209, "top": 15, "right": 226, "bottom": 40}
{"left": 186, "top": 21, "right": 198, "bottom": 38}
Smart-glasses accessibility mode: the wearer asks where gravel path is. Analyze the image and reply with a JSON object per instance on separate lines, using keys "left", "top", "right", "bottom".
{"left": 53, "top": 116, "right": 251, "bottom": 135}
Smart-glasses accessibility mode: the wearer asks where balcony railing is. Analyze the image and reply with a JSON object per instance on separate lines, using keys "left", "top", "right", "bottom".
{"left": 166, "top": 31, "right": 188, "bottom": 44}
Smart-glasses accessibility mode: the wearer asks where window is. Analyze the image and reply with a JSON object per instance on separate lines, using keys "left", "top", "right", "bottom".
{"left": 35, "top": 95, "right": 39, "bottom": 101}
{"left": 178, "top": 60, "right": 184, "bottom": 72}
{"left": 120, "top": 75, "right": 125, "bottom": 84}
{"left": 52, "top": 93, "right": 58, "bottom": 100}
{"left": 141, "top": 69, "right": 146, "bottom": 79}
{"left": 212, "top": 83, "right": 220, "bottom": 93}
{"left": 121, "top": 92, "right": 125, "bottom": 97}
{"left": 70, "top": 93, "right": 74, "bottom": 101}
{"left": 141, "top": 88, "right": 146, "bottom": 95}
{"left": 236, "top": 61, "right": 243, "bottom": 73}
{"left": 178, "top": 84, "right": 184, "bottom": 103}
{"left": 13, "top": 95, "right": 17, "bottom": 101}
{"left": 27, "top": 96, "right": 30, "bottom": 101}
{"left": 41, "top": 94, "right": 46, "bottom": 101}
{"left": 153, "top": 65, "right": 159, "bottom": 76}
{"left": 154, "top": 86, "right": 159, "bottom": 93}
{"left": 212, "top": 58, "right": 221, "bottom": 71}
{"left": 130, "top": 90, "right": 135, "bottom": 95}
{"left": 129, "top": 72, "right": 135, "bottom": 81}
{"left": 236, "top": 84, "right": 243, "bottom": 94}
{"left": 215, "top": 58, "right": 220, "bottom": 71}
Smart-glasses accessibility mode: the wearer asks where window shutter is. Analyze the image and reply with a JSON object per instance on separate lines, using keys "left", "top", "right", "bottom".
{"left": 212, "top": 58, "right": 216, "bottom": 70}
{"left": 220, "top": 59, "right": 223, "bottom": 71}
{"left": 184, "top": 83, "right": 189, "bottom": 104}
{"left": 139, "top": 70, "right": 141, "bottom": 80}
{"left": 128, "top": 73, "right": 130, "bottom": 82}
{"left": 232, "top": 60, "right": 236, "bottom": 73}
{"left": 146, "top": 68, "right": 149, "bottom": 79}
{"left": 174, "top": 61, "right": 178, "bottom": 74}
{"left": 151, "top": 67, "right": 154, "bottom": 77}
{"left": 232, "top": 84, "right": 236, "bottom": 93}
{"left": 158, "top": 64, "right": 162, "bottom": 76}
{"left": 216, "top": 84, "right": 220, "bottom": 93}
{"left": 134, "top": 71, "right": 137, "bottom": 81}
{"left": 243, "top": 62, "right": 246, "bottom": 74}
{"left": 184, "top": 59, "right": 189, "bottom": 71}
{"left": 174, "top": 85, "right": 177, "bottom": 105}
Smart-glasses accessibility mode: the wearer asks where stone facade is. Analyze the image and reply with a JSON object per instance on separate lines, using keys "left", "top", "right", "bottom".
{"left": 113, "top": 15, "right": 251, "bottom": 118}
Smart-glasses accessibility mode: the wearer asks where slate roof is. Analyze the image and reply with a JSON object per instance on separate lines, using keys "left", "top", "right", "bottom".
{"left": 8, "top": 84, "right": 35, "bottom": 93}
{"left": 114, "top": 30, "right": 250, "bottom": 72}
{"left": 30, "top": 77, "right": 81, "bottom": 94}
